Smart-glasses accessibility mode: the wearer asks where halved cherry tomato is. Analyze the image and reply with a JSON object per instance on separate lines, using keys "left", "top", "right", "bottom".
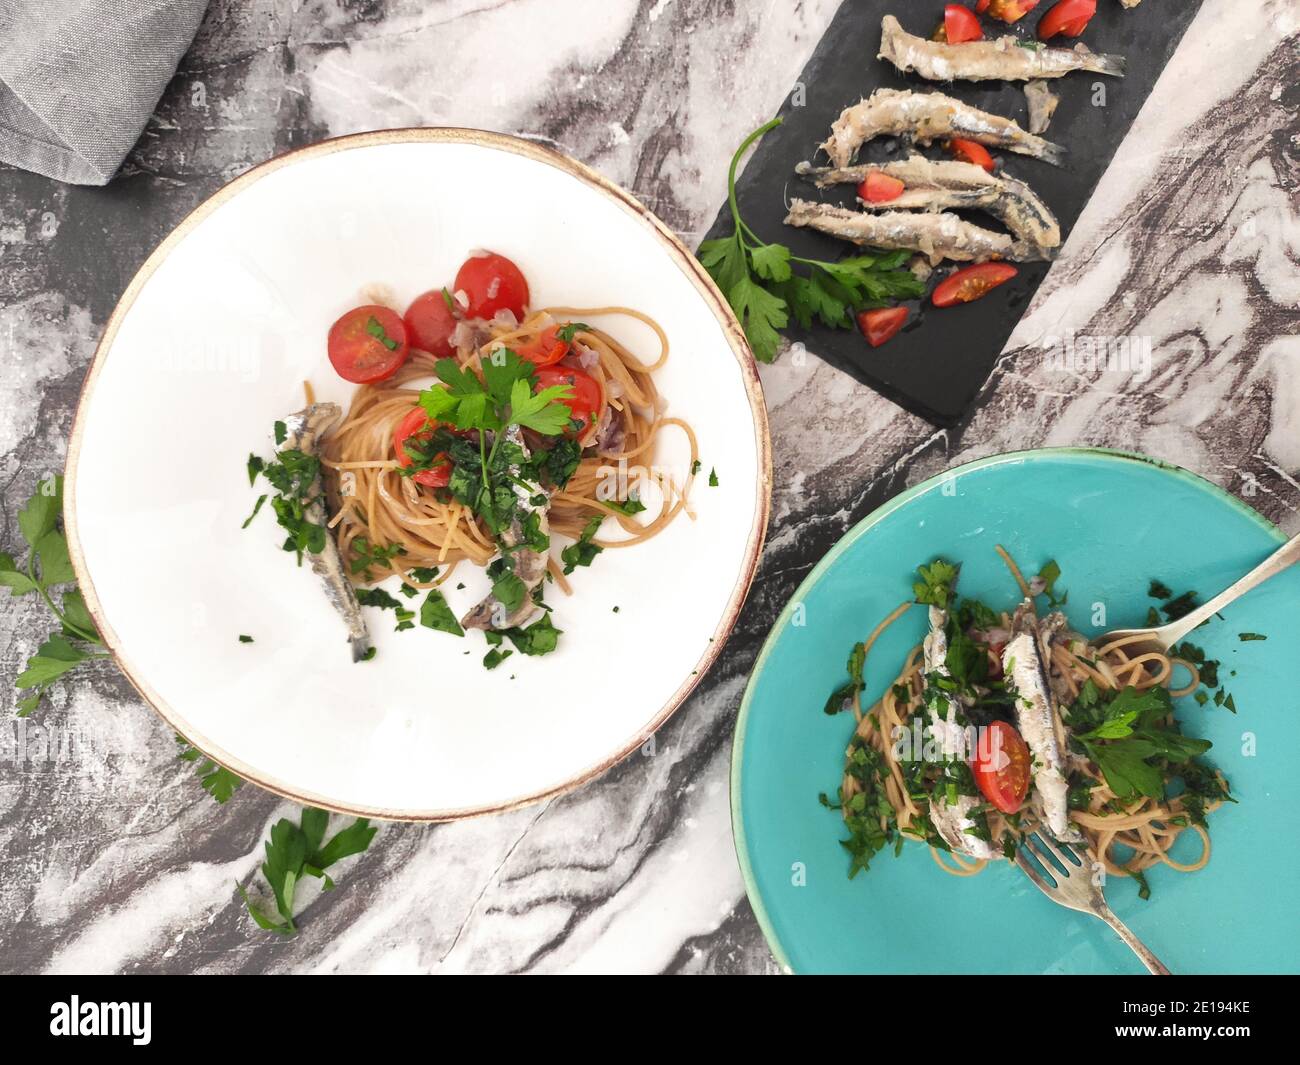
{"left": 327, "top": 305, "right": 409, "bottom": 383}
{"left": 453, "top": 251, "right": 530, "bottom": 321}
{"left": 972, "top": 720, "right": 1031, "bottom": 814}
{"left": 986, "top": 0, "right": 1039, "bottom": 22}
{"left": 393, "top": 407, "right": 451, "bottom": 488}
{"left": 975, "top": 0, "right": 990, "bottom": 11}
{"left": 948, "top": 138, "right": 996, "bottom": 173}
{"left": 945, "top": 5, "right": 984, "bottom": 43}
{"left": 404, "top": 289, "right": 458, "bottom": 357}
{"left": 858, "top": 171, "right": 906, "bottom": 204}
{"left": 857, "top": 306, "right": 908, "bottom": 348}
{"left": 1038, "top": 0, "right": 1096, "bottom": 39}
{"left": 514, "top": 324, "right": 570, "bottom": 367}
{"left": 535, "top": 366, "right": 601, "bottom": 434}
{"left": 932, "top": 262, "right": 1018, "bottom": 307}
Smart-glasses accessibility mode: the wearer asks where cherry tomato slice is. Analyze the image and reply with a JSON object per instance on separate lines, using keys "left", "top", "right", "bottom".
{"left": 858, "top": 171, "right": 906, "bottom": 204}
{"left": 1038, "top": 0, "right": 1096, "bottom": 39}
{"left": 945, "top": 5, "right": 984, "bottom": 43}
{"left": 986, "top": 0, "right": 1039, "bottom": 22}
{"left": 392, "top": 407, "right": 451, "bottom": 488}
{"left": 453, "top": 252, "right": 530, "bottom": 321}
{"left": 514, "top": 324, "right": 570, "bottom": 367}
{"left": 948, "top": 138, "right": 996, "bottom": 173}
{"left": 327, "top": 305, "right": 410, "bottom": 384}
{"left": 857, "top": 306, "right": 908, "bottom": 348}
{"left": 404, "top": 289, "right": 458, "bottom": 357}
{"left": 535, "top": 366, "right": 601, "bottom": 434}
{"left": 931, "top": 262, "right": 1018, "bottom": 307}
{"left": 972, "top": 720, "right": 1032, "bottom": 814}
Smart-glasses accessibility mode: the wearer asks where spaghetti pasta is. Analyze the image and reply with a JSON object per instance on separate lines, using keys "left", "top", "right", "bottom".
{"left": 320, "top": 307, "right": 696, "bottom": 591}
{"left": 834, "top": 548, "right": 1230, "bottom": 891}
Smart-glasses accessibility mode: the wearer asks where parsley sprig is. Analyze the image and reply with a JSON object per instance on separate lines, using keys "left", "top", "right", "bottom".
{"left": 238, "top": 807, "right": 377, "bottom": 935}
{"left": 699, "top": 118, "right": 925, "bottom": 362}
{"left": 1, "top": 476, "right": 109, "bottom": 717}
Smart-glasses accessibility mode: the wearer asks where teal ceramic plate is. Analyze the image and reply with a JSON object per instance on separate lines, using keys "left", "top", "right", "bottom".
{"left": 732, "top": 448, "right": 1298, "bottom": 974}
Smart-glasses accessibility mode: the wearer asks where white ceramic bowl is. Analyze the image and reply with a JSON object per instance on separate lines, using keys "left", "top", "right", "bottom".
{"left": 67, "top": 129, "right": 770, "bottom": 820}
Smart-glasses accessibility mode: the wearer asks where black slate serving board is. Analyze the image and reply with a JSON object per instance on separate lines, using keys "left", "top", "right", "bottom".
{"left": 703, "top": 0, "right": 1205, "bottom": 427}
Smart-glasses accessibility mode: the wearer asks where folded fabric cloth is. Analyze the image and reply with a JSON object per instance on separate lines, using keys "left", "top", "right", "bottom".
{"left": 0, "top": 0, "right": 208, "bottom": 185}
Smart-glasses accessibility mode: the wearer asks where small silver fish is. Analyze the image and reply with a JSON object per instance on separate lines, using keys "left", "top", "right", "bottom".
{"left": 785, "top": 197, "right": 1026, "bottom": 265}
{"left": 460, "top": 424, "right": 550, "bottom": 632}
{"left": 821, "top": 88, "right": 1066, "bottom": 169}
{"left": 878, "top": 15, "right": 1126, "bottom": 83}
{"left": 1002, "top": 600, "right": 1083, "bottom": 842}
{"left": 923, "top": 605, "right": 1001, "bottom": 861}
{"left": 1024, "top": 80, "right": 1061, "bottom": 135}
{"left": 796, "top": 154, "right": 1061, "bottom": 260}
{"left": 280, "top": 403, "right": 371, "bottom": 663}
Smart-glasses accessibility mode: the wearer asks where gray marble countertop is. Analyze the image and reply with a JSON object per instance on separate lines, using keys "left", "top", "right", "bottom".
{"left": 1, "top": 0, "right": 1297, "bottom": 974}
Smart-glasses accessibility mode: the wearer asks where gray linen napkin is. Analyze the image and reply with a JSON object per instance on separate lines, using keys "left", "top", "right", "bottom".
{"left": 0, "top": 0, "right": 208, "bottom": 185}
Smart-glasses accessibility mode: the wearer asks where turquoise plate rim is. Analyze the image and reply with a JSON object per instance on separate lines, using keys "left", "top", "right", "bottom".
{"left": 730, "top": 446, "right": 1283, "bottom": 973}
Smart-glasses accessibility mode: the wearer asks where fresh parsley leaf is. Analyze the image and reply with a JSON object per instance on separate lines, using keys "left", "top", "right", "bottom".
{"left": 556, "top": 322, "right": 590, "bottom": 343}
{"left": 483, "top": 647, "right": 513, "bottom": 670}
{"left": 600, "top": 495, "right": 647, "bottom": 517}
{"left": 708, "top": 467, "right": 719, "bottom": 487}
{"left": 561, "top": 514, "right": 604, "bottom": 575}
{"left": 176, "top": 735, "right": 243, "bottom": 803}
{"left": 365, "top": 315, "right": 399, "bottom": 351}
{"left": 419, "top": 589, "right": 464, "bottom": 637}
{"left": 1037, "top": 559, "right": 1067, "bottom": 607}
{"left": 914, "top": 559, "right": 958, "bottom": 609}
{"left": 501, "top": 611, "right": 562, "bottom": 656}
{"left": 349, "top": 538, "right": 405, "bottom": 578}
{"left": 239, "top": 808, "right": 377, "bottom": 935}
{"left": 510, "top": 377, "right": 575, "bottom": 436}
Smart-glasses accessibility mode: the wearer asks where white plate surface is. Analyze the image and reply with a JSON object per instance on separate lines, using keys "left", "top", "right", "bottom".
{"left": 68, "top": 130, "right": 769, "bottom": 819}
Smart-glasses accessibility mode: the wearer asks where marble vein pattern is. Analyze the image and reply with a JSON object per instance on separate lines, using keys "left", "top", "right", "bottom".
{"left": 0, "top": 0, "right": 1296, "bottom": 973}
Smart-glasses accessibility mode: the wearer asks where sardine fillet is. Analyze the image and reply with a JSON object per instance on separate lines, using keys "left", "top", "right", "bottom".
{"left": 785, "top": 198, "right": 1031, "bottom": 266}
{"left": 281, "top": 403, "right": 372, "bottom": 663}
{"left": 879, "top": 15, "right": 1126, "bottom": 83}
{"left": 797, "top": 155, "right": 1060, "bottom": 259}
{"left": 1003, "top": 601, "right": 1082, "bottom": 842}
{"left": 821, "top": 87, "right": 1066, "bottom": 169}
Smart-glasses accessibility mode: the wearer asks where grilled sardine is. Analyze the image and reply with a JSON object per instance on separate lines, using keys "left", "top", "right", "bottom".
{"left": 796, "top": 155, "right": 1060, "bottom": 260}
{"left": 879, "top": 15, "right": 1126, "bottom": 83}
{"left": 821, "top": 88, "right": 1065, "bottom": 169}
{"left": 1003, "top": 600, "right": 1083, "bottom": 842}
{"left": 923, "top": 605, "right": 1001, "bottom": 861}
{"left": 785, "top": 198, "right": 1033, "bottom": 265}
{"left": 281, "top": 403, "right": 372, "bottom": 663}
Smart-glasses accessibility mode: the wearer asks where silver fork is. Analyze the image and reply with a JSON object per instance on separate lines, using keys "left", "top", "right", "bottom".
{"left": 1015, "top": 830, "right": 1172, "bottom": 975}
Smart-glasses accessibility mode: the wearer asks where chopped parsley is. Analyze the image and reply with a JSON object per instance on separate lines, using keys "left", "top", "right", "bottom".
{"left": 561, "top": 514, "right": 604, "bottom": 575}
{"left": 365, "top": 315, "right": 399, "bottom": 351}
{"left": 238, "top": 634, "right": 254, "bottom": 644}
{"left": 913, "top": 558, "right": 958, "bottom": 609}
{"left": 708, "top": 467, "right": 719, "bottom": 487}
{"left": 823, "top": 641, "right": 866, "bottom": 715}
{"left": 556, "top": 322, "right": 589, "bottom": 343}
{"left": 1238, "top": 632, "right": 1267, "bottom": 642}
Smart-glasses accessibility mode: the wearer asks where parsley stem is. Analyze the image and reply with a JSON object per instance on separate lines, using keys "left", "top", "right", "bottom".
{"left": 726, "top": 118, "right": 783, "bottom": 250}
{"left": 27, "top": 556, "right": 99, "bottom": 645}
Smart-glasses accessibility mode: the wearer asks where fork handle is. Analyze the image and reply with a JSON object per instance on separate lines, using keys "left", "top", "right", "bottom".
{"left": 1160, "top": 530, "right": 1300, "bottom": 646}
{"left": 1096, "top": 906, "right": 1172, "bottom": 975}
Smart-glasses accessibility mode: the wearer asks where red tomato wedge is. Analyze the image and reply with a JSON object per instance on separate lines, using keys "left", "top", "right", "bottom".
{"left": 393, "top": 407, "right": 451, "bottom": 488}
{"left": 972, "top": 720, "right": 1032, "bottom": 814}
{"left": 453, "top": 251, "right": 530, "bottom": 321}
{"left": 932, "top": 262, "right": 1018, "bottom": 307}
{"left": 535, "top": 366, "right": 601, "bottom": 434}
{"left": 858, "top": 171, "right": 906, "bottom": 204}
{"left": 514, "top": 324, "right": 570, "bottom": 367}
{"left": 857, "top": 307, "right": 908, "bottom": 348}
{"left": 948, "top": 138, "right": 996, "bottom": 172}
{"left": 327, "top": 305, "right": 410, "bottom": 383}
{"left": 1038, "top": 0, "right": 1096, "bottom": 39}
{"left": 403, "top": 290, "right": 458, "bottom": 357}
{"left": 986, "top": 0, "right": 1039, "bottom": 22}
{"left": 945, "top": 5, "right": 984, "bottom": 43}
